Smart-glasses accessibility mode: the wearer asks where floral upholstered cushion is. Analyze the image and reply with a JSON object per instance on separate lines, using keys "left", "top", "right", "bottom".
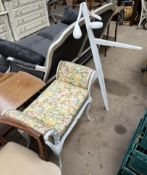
{"left": 24, "top": 80, "right": 88, "bottom": 135}
{"left": 4, "top": 110, "right": 48, "bottom": 134}
{"left": 56, "top": 61, "right": 94, "bottom": 89}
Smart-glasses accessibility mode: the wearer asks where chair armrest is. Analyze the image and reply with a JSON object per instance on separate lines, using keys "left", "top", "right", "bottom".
{"left": 44, "top": 129, "right": 60, "bottom": 145}
{"left": 0, "top": 39, "right": 45, "bottom": 65}
{"left": 56, "top": 61, "right": 95, "bottom": 89}
{"left": 7, "top": 57, "right": 46, "bottom": 72}
{"left": 3, "top": 109, "right": 48, "bottom": 135}
{"left": 7, "top": 57, "right": 36, "bottom": 69}
{"left": 0, "top": 114, "right": 48, "bottom": 160}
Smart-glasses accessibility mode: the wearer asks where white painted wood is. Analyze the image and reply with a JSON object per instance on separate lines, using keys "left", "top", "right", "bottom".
{"left": 73, "top": 2, "right": 142, "bottom": 110}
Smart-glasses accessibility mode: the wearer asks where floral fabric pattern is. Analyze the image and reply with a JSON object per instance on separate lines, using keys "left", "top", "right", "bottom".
{"left": 4, "top": 61, "right": 94, "bottom": 137}
{"left": 57, "top": 61, "right": 94, "bottom": 89}
{"left": 24, "top": 80, "right": 88, "bottom": 135}
{"left": 4, "top": 110, "right": 48, "bottom": 134}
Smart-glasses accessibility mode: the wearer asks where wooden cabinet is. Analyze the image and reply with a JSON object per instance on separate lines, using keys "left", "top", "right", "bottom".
{"left": 3, "top": 0, "right": 49, "bottom": 41}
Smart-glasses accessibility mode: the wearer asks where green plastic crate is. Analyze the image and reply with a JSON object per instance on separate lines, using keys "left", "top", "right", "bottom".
{"left": 118, "top": 118, "right": 144, "bottom": 169}
{"left": 118, "top": 167, "right": 137, "bottom": 175}
{"left": 117, "top": 111, "right": 147, "bottom": 175}
{"left": 127, "top": 150, "right": 147, "bottom": 175}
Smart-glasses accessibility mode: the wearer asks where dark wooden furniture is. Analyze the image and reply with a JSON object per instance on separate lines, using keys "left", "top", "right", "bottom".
{"left": 104, "top": 6, "right": 124, "bottom": 56}
{"left": 0, "top": 72, "right": 45, "bottom": 114}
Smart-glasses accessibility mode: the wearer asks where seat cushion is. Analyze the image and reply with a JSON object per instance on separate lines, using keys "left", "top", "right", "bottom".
{"left": 4, "top": 80, "right": 88, "bottom": 135}
{"left": 0, "top": 142, "right": 61, "bottom": 175}
{"left": 24, "top": 80, "right": 88, "bottom": 135}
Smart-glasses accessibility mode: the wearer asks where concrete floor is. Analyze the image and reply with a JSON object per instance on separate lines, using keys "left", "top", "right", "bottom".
{"left": 59, "top": 24, "right": 147, "bottom": 175}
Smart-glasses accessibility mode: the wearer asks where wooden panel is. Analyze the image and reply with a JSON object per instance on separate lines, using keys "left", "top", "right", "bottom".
{"left": 13, "top": 2, "right": 45, "bottom": 18}
{"left": 4, "top": 0, "right": 50, "bottom": 41}
{"left": 0, "top": 72, "right": 45, "bottom": 114}
{"left": 0, "top": 12, "right": 14, "bottom": 41}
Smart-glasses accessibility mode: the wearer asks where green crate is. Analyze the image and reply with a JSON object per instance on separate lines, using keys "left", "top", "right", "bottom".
{"left": 117, "top": 111, "right": 147, "bottom": 175}
{"left": 126, "top": 150, "right": 147, "bottom": 175}
{"left": 134, "top": 115, "right": 147, "bottom": 153}
{"left": 118, "top": 118, "right": 144, "bottom": 169}
{"left": 118, "top": 167, "right": 137, "bottom": 175}
{"left": 126, "top": 111, "right": 147, "bottom": 153}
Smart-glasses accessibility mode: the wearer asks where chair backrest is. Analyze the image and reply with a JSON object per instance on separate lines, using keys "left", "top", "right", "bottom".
{"left": 3, "top": 0, "right": 50, "bottom": 41}
{"left": 56, "top": 61, "right": 94, "bottom": 89}
{"left": 44, "top": 3, "right": 115, "bottom": 81}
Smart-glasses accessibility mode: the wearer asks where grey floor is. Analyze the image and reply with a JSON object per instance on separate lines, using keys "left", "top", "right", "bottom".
{"left": 59, "top": 23, "right": 147, "bottom": 175}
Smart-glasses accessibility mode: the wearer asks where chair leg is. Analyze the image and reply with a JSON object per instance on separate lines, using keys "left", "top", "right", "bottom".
{"left": 23, "top": 133, "right": 31, "bottom": 147}
{"left": 86, "top": 103, "right": 91, "bottom": 121}
{"left": 55, "top": 145, "right": 62, "bottom": 169}
{"left": 18, "top": 129, "right": 31, "bottom": 147}
{"left": 50, "top": 14, "right": 57, "bottom": 24}
{"left": 58, "top": 154, "right": 62, "bottom": 169}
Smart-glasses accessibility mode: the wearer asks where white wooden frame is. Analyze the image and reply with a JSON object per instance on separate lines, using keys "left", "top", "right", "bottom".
{"left": 44, "top": 70, "right": 96, "bottom": 168}
{"left": 73, "top": 2, "right": 142, "bottom": 111}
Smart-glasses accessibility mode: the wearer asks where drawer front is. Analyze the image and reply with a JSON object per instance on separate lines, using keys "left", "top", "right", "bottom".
{"left": 13, "top": 2, "right": 45, "bottom": 18}
{"left": 18, "top": 18, "right": 48, "bottom": 38}
{"left": 15, "top": 10, "right": 46, "bottom": 26}
{"left": 12, "top": 0, "right": 42, "bottom": 8}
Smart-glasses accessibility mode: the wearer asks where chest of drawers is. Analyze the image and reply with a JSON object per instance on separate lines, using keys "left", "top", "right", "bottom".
{"left": 4, "top": 0, "right": 49, "bottom": 41}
